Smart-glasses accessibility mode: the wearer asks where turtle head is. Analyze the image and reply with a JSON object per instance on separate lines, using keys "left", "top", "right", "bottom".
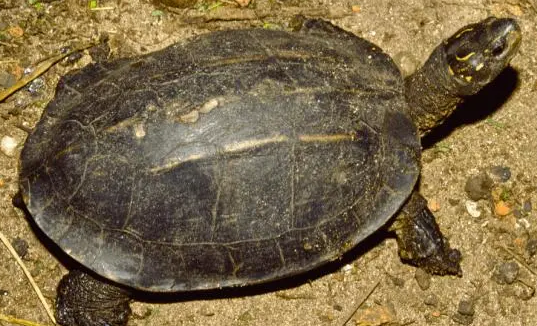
{"left": 444, "top": 17, "right": 521, "bottom": 96}
{"left": 404, "top": 17, "right": 521, "bottom": 135}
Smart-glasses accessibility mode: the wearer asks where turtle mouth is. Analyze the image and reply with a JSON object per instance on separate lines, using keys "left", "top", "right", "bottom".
{"left": 503, "top": 26, "right": 522, "bottom": 58}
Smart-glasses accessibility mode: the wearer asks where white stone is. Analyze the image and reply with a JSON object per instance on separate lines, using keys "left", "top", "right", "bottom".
{"left": 465, "top": 200, "right": 481, "bottom": 218}
{"left": 0, "top": 136, "right": 18, "bottom": 157}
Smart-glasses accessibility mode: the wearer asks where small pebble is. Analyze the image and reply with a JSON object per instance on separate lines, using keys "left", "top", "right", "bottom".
{"left": 0, "top": 135, "right": 18, "bottom": 157}
{"left": 12, "top": 237, "right": 29, "bottom": 259}
{"left": 514, "top": 282, "right": 535, "bottom": 301}
{"left": 341, "top": 263, "right": 354, "bottom": 273}
{"left": 198, "top": 305, "right": 215, "bottom": 317}
{"left": 424, "top": 293, "right": 439, "bottom": 306}
{"left": 490, "top": 165, "right": 511, "bottom": 182}
{"left": 0, "top": 70, "right": 16, "bottom": 88}
{"left": 28, "top": 77, "right": 45, "bottom": 95}
{"left": 516, "top": 217, "right": 530, "bottom": 229}
{"left": 391, "top": 276, "right": 405, "bottom": 288}
{"left": 237, "top": 310, "right": 254, "bottom": 322}
{"left": 452, "top": 312, "right": 474, "bottom": 325}
{"left": 24, "top": 66, "right": 34, "bottom": 75}
{"left": 464, "top": 173, "right": 493, "bottom": 201}
{"left": 415, "top": 268, "right": 431, "bottom": 290}
{"left": 493, "top": 261, "right": 519, "bottom": 284}
{"left": 523, "top": 200, "right": 532, "bottom": 212}
{"left": 129, "top": 303, "right": 152, "bottom": 319}
{"left": 526, "top": 238, "right": 537, "bottom": 257}
{"left": 65, "top": 51, "right": 84, "bottom": 65}
{"left": 494, "top": 201, "right": 511, "bottom": 216}
{"left": 465, "top": 200, "right": 481, "bottom": 218}
{"left": 448, "top": 198, "right": 460, "bottom": 206}
{"left": 458, "top": 299, "right": 475, "bottom": 316}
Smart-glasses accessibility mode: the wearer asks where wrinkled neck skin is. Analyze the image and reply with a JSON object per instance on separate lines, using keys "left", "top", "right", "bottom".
{"left": 404, "top": 45, "right": 463, "bottom": 136}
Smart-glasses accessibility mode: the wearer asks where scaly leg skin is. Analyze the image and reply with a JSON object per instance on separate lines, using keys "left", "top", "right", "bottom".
{"left": 392, "top": 191, "right": 462, "bottom": 276}
{"left": 56, "top": 270, "right": 131, "bottom": 326}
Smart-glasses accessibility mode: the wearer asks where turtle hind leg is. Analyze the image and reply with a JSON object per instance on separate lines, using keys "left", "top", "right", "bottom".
{"left": 391, "top": 191, "right": 462, "bottom": 276}
{"left": 56, "top": 270, "right": 131, "bottom": 326}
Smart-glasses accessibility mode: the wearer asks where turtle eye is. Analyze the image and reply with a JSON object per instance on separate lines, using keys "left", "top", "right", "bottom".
{"left": 491, "top": 39, "right": 507, "bottom": 57}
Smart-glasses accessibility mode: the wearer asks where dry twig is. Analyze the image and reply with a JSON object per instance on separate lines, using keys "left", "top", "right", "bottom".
{"left": 0, "top": 43, "right": 96, "bottom": 103}
{"left": 0, "top": 313, "right": 53, "bottom": 326}
{"left": 0, "top": 230, "right": 56, "bottom": 324}
{"left": 340, "top": 280, "right": 380, "bottom": 326}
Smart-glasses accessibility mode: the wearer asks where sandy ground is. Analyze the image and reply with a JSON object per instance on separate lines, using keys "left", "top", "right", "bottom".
{"left": 1, "top": 0, "right": 537, "bottom": 325}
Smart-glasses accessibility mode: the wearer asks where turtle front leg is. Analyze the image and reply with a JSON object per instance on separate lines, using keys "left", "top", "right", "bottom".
{"left": 56, "top": 270, "right": 131, "bottom": 326}
{"left": 391, "top": 191, "right": 462, "bottom": 276}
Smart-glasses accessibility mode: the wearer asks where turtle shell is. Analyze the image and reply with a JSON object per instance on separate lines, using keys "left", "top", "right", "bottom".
{"left": 20, "top": 25, "right": 420, "bottom": 292}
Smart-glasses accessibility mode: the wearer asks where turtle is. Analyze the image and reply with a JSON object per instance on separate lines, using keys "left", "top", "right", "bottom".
{"left": 16, "top": 15, "right": 521, "bottom": 326}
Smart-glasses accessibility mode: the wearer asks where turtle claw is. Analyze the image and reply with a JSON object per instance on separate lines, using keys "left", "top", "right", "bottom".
{"left": 405, "top": 244, "right": 462, "bottom": 277}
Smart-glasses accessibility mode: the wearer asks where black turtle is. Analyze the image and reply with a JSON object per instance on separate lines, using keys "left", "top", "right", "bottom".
{"left": 17, "top": 16, "right": 521, "bottom": 326}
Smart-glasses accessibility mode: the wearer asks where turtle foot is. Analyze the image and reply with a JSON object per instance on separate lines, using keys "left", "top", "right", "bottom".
{"left": 56, "top": 270, "right": 131, "bottom": 326}
{"left": 392, "top": 191, "right": 462, "bottom": 276}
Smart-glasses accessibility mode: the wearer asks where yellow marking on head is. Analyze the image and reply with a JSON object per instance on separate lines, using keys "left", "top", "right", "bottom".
{"left": 455, "top": 52, "right": 475, "bottom": 61}
{"left": 298, "top": 133, "right": 355, "bottom": 142}
{"left": 475, "top": 63, "right": 484, "bottom": 71}
{"left": 455, "top": 27, "right": 474, "bottom": 39}
{"left": 464, "top": 75, "right": 473, "bottom": 82}
{"left": 448, "top": 65, "right": 455, "bottom": 76}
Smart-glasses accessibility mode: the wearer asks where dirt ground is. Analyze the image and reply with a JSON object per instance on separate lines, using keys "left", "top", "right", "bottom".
{"left": 1, "top": 0, "right": 537, "bottom": 325}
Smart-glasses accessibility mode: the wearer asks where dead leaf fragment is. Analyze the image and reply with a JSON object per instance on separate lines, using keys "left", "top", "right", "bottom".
{"left": 495, "top": 201, "right": 511, "bottom": 216}
{"left": 235, "top": 0, "right": 250, "bottom": 7}
{"left": 355, "top": 305, "right": 396, "bottom": 326}
{"left": 428, "top": 198, "right": 441, "bottom": 212}
{"left": 10, "top": 64, "right": 24, "bottom": 80}
{"left": 7, "top": 25, "right": 24, "bottom": 38}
